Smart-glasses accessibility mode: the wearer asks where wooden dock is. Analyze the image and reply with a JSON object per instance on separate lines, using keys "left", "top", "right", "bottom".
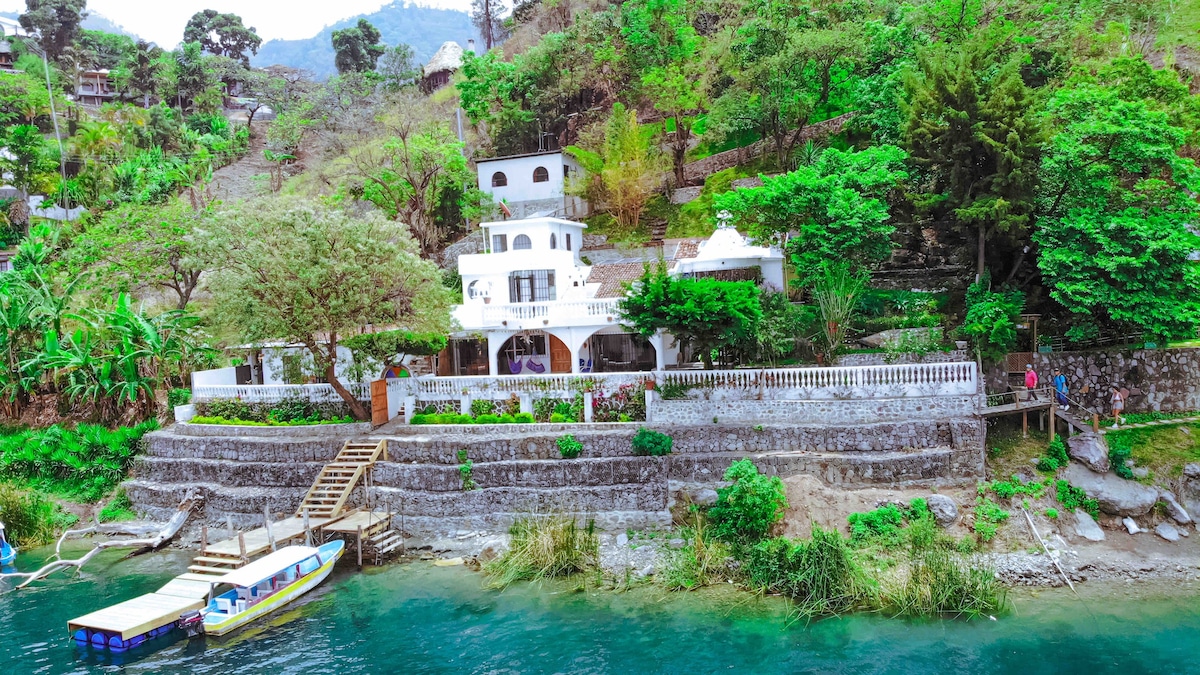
{"left": 69, "top": 577, "right": 212, "bottom": 642}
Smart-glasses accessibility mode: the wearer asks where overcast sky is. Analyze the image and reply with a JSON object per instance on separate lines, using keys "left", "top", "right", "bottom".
{"left": 0, "top": 0, "right": 471, "bottom": 48}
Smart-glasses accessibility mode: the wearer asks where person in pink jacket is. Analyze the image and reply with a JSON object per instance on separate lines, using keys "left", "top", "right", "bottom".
{"left": 1024, "top": 364, "right": 1038, "bottom": 400}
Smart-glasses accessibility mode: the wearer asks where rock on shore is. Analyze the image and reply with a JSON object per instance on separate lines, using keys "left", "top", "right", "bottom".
{"left": 1063, "top": 463, "right": 1158, "bottom": 516}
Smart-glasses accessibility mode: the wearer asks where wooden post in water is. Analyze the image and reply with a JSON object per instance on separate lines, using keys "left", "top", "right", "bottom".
{"left": 303, "top": 508, "right": 312, "bottom": 547}
{"left": 264, "top": 506, "right": 276, "bottom": 552}
{"left": 1092, "top": 413, "right": 1100, "bottom": 433}
{"left": 238, "top": 531, "right": 247, "bottom": 563}
{"left": 357, "top": 525, "right": 364, "bottom": 570}
{"left": 1049, "top": 400, "right": 1057, "bottom": 443}
{"left": 200, "top": 524, "right": 208, "bottom": 555}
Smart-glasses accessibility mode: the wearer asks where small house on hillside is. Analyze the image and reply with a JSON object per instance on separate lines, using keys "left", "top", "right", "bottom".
{"left": 476, "top": 150, "right": 589, "bottom": 220}
{"left": 76, "top": 69, "right": 116, "bottom": 105}
{"left": 0, "top": 42, "right": 17, "bottom": 73}
{"left": 421, "top": 40, "right": 467, "bottom": 94}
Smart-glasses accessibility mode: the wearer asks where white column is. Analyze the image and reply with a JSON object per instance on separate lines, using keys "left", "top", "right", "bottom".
{"left": 583, "top": 391, "right": 594, "bottom": 422}
{"left": 404, "top": 395, "right": 416, "bottom": 423}
{"left": 486, "top": 331, "right": 508, "bottom": 377}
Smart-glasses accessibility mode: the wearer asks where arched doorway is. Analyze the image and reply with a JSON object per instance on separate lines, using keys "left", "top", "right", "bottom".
{"left": 498, "top": 331, "right": 571, "bottom": 374}
{"left": 585, "top": 331, "right": 657, "bottom": 372}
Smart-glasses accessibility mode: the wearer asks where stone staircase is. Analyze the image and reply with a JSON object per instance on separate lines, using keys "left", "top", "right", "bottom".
{"left": 296, "top": 440, "right": 387, "bottom": 520}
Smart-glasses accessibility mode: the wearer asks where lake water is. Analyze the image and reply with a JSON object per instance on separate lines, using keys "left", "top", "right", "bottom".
{"left": 2, "top": 545, "right": 1199, "bottom": 674}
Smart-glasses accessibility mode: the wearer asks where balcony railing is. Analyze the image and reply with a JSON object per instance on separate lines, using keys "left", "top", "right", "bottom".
{"left": 457, "top": 298, "right": 624, "bottom": 328}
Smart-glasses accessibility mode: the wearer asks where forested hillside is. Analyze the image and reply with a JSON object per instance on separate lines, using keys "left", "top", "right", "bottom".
{"left": 252, "top": 1, "right": 475, "bottom": 77}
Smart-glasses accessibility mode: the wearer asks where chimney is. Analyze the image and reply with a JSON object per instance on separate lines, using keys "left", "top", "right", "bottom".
{"left": 467, "top": 39, "right": 475, "bottom": 54}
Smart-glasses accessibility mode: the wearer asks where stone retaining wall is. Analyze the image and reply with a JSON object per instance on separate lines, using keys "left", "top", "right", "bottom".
{"left": 837, "top": 350, "right": 970, "bottom": 367}
{"left": 650, "top": 395, "right": 977, "bottom": 426}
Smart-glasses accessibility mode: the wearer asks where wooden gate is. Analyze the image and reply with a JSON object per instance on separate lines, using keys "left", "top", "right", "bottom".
{"left": 370, "top": 379, "right": 389, "bottom": 426}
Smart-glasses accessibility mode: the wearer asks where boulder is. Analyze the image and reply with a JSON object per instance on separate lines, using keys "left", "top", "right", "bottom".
{"left": 668, "top": 538, "right": 686, "bottom": 549}
{"left": 1155, "top": 522, "right": 1181, "bottom": 542}
{"left": 616, "top": 532, "right": 629, "bottom": 547}
{"left": 1066, "top": 433, "right": 1110, "bottom": 473}
{"left": 477, "top": 536, "right": 510, "bottom": 563}
{"left": 1123, "top": 517, "right": 1142, "bottom": 534}
{"left": 691, "top": 488, "right": 719, "bottom": 507}
{"left": 1063, "top": 463, "right": 1159, "bottom": 516}
{"left": 1073, "top": 509, "right": 1105, "bottom": 542}
{"left": 1157, "top": 488, "right": 1192, "bottom": 525}
{"left": 1185, "top": 463, "right": 1200, "bottom": 478}
{"left": 926, "top": 494, "right": 958, "bottom": 526}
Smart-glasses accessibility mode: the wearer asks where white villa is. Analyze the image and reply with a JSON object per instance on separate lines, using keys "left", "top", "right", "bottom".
{"left": 476, "top": 151, "right": 588, "bottom": 220}
{"left": 439, "top": 216, "right": 785, "bottom": 377}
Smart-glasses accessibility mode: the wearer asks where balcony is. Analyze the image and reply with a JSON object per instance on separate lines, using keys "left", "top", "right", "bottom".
{"left": 454, "top": 298, "right": 624, "bottom": 331}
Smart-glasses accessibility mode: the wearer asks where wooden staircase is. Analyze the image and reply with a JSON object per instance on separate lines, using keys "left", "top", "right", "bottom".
{"left": 295, "top": 440, "right": 388, "bottom": 521}
{"left": 368, "top": 528, "right": 405, "bottom": 565}
{"left": 188, "top": 550, "right": 245, "bottom": 577}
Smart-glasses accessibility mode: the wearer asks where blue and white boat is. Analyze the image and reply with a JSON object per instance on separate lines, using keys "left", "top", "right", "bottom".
{"left": 0, "top": 521, "right": 16, "bottom": 566}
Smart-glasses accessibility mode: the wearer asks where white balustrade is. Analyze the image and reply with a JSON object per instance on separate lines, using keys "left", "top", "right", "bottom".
{"left": 192, "top": 383, "right": 372, "bottom": 403}
{"left": 474, "top": 298, "right": 623, "bottom": 327}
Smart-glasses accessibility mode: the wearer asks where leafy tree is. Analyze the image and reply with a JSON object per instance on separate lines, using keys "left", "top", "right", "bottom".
{"left": 567, "top": 103, "right": 665, "bottom": 231}
{"left": 642, "top": 56, "right": 706, "bottom": 186}
{"left": 205, "top": 196, "right": 453, "bottom": 419}
{"left": 471, "top": 0, "right": 509, "bottom": 50}
{"left": 716, "top": 145, "right": 908, "bottom": 285}
{"left": 183, "top": 9, "right": 262, "bottom": 66}
{"left": 960, "top": 274, "right": 1024, "bottom": 363}
{"left": 378, "top": 44, "right": 419, "bottom": 92}
{"left": 904, "top": 50, "right": 1044, "bottom": 281}
{"left": 19, "top": 0, "right": 87, "bottom": 63}
{"left": 619, "top": 264, "right": 761, "bottom": 369}
{"left": 0, "top": 71, "right": 52, "bottom": 125}
{"left": 1034, "top": 85, "right": 1200, "bottom": 339}
{"left": 114, "top": 39, "right": 164, "bottom": 107}
{"left": 77, "top": 29, "right": 134, "bottom": 69}
{"left": 1, "top": 124, "right": 56, "bottom": 204}
{"left": 341, "top": 329, "right": 447, "bottom": 381}
{"left": 709, "top": 459, "right": 788, "bottom": 546}
{"left": 74, "top": 202, "right": 207, "bottom": 309}
{"left": 332, "top": 19, "right": 385, "bottom": 74}
{"left": 173, "top": 42, "right": 213, "bottom": 109}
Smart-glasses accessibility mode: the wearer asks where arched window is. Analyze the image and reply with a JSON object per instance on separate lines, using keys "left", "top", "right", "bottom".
{"left": 491, "top": 171, "right": 508, "bottom": 187}
{"left": 532, "top": 166, "right": 549, "bottom": 183}
{"left": 550, "top": 233, "right": 557, "bottom": 249}
{"left": 513, "top": 234, "right": 532, "bottom": 250}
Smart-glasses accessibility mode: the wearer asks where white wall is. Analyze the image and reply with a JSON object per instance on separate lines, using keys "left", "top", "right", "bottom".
{"left": 477, "top": 152, "right": 575, "bottom": 203}
{"left": 260, "top": 345, "right": 362, "bottom": 384}
{"left": 192, "top": 367, "right": 239, "bottom": 388}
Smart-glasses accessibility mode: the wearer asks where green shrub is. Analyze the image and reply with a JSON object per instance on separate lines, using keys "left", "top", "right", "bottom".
{"left": 191, "top": 415, "right": 354, "bottom": 426}
{"left": 0, "top": 422, "right": 158, "bottom": 502}
{"left": 848, "top": 504, "right": 905, "bottom": 545}
{"left": 410, "top": 414, "right": 430, "bottom": 425}
{"left": 198, "top": 397, "right": 355, "bottom": 423}
{"left": 98, "top": 489, "right": 136, "bottom": 523}
{"left": 549, "top": 413, "right": 567, "bottom": 423}
{"left": 1046, "top": 437, "right": 1069, "bottom": 467}
{"left": 709, "top": 459, "right": 788, "bottom": 546}
{"left": 886, "top": 545, "right": 1006, "bottom": 617}
{"left": 1036, "top": 456, "right": 1060, "bottom": 472}
{"left": 483, "top": 515, "right": 599, "bottom": 589}
{"left": 457, "top": 449, "right": 477, "bottom": 491}
{"left": 476, "top": 414, "right": 501, "bottom": 424}
{"left": 434, "top": 413, "right": 459, "bottom": 424}
{"left": 1109, "top": 440, "right": 1134, "bottom": 479}
{"left": 514, "top": 412, "right": 535, "bottom": 424}
{"left": 499, "top": 414, "right": 517, "bottom": 424}
{"left": 1044, "top": 507, "right": 1059, "bottom": 519}
{"left": 1055, "top": 480, "right": 1099, "bottom": 517}
{"left": 0, "top": 484, "right": 76, "bottom": 546}
{"left": 984, "top": 477, "right": 1046, "bottom": 500}
{"left": 167, "top": 388, "right": 192, "bottom": 407}
{"left": 471, "top": 399, "right": 497, "bottom": 417}
{"left": 744, "top": 527, "right": 870, "bottom": 618}
{"left": 631, "top": 428, "right": 672, "bottom": 456}
{"left": 972, "top": 497, "right": 1009, "bottom": 542}
{"left": 556, "top": 434, "right": 583, "bottom": 459}
{"left": 662, "top": 519, "right": 729, "bottom": 591}
{"left": 455, "top": 414, "right": 475, "bottom": 425}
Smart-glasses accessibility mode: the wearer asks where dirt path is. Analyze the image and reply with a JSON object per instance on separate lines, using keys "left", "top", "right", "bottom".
{"left": 210, "top": 120, "right": 272, "bottom": 204}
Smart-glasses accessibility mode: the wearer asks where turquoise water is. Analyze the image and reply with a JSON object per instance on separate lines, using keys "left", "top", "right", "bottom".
{"left": 2, "top": 544, "right": 1199, "bottom": 674}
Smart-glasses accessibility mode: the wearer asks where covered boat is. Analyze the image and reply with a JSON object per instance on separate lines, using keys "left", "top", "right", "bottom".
{"left": 202, "top": 540, "right": 344, "bottom": 637}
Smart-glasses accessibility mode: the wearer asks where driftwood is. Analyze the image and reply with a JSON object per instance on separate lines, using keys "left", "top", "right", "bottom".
{"left": 0, "top": 492, "right": 201, "bottom": 590}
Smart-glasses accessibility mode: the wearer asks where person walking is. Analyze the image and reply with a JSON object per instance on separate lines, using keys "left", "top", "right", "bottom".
{"left": 1053, "top": 368, "right": 1069, "bottom": 410}
{"left": 1110, "top": 386, "right": 1126, "bottom": 428}
{"left": 1024, "top": 364, "right": 1039, "bottom": 401}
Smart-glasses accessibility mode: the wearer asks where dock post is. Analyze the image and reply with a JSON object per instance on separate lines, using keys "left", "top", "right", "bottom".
{"left": 201, "top": 524, "right": 207, "bottom": 555}
{"left": 226, "top": 515, "right": 234, "bottom": 539}
{"left": 1022, "top": 410, "right": 1028, "bottom": 438}
{"left": 304, "top": 508, "right": 312, "bottom": 547}
{"left": 357, "top": 525, "right": 363, "bottom": 570}
{"left": 1049, "top": 401, "right": 1057, "bottom": 443}
{"left": 239, "top": 531, "right": 247, "bottom": 563}
{"left": 1092, "top": 413, "right": 1100, "bottom": 433}
{"left": 264, "top": 506, "right": 276, "bottom": 552}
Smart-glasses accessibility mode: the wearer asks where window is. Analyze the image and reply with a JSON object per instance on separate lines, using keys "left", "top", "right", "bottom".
{"left": 565, "top": 233, "right": 572, "bottom": 251}
{"left": 563, "top": 164, "right": 569, "bottom": 178}
{"left": 509, "top": 270, "right": 556, "bottom": 302}
{"left": 492, "top": 234, "right": 507, "bottom": 252}
{"left": 533, "top": 166, "right": 549, "bottom": 183}
{"left": 550, "top": 233, "right": 557, "bottom": 249}
{"left": 513, "top": 234, "right": 532, "bottom": 250}
{"left": 491, "top": 171, "right": 507, "bottom": 187}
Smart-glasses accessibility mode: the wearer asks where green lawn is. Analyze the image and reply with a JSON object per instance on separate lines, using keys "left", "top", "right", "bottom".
{"left": 1106, "top": 421, "right": 1200, "bottom": 479}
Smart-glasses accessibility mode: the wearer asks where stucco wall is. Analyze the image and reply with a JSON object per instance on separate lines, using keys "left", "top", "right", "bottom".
{"left": 649, "top": 395, "right": 979, "bottom": 426}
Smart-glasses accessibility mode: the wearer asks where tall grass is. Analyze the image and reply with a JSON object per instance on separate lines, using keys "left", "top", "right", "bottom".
{"left": 882, "top": 516, "right": 1007, "bottom": 617}
{"left": 662, "top": 518, "right": 729, "bottom": 591}
{"left": 483, "top": 514, "right": 599, "bottom": 589}
{"left": 745, "top": 526, "right": 875, "bottom": 619}
{"left": 0, "top": 483, "right": 75, "bottom": 547}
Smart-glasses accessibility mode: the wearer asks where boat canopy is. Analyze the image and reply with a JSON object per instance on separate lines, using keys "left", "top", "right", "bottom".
{"left": 216, "top": 546, "right": 321, "bottom": 588}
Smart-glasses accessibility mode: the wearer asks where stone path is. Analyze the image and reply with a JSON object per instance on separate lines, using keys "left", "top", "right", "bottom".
{"left": 1098, "top": 415, "right": 1200, "bottom": 436}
